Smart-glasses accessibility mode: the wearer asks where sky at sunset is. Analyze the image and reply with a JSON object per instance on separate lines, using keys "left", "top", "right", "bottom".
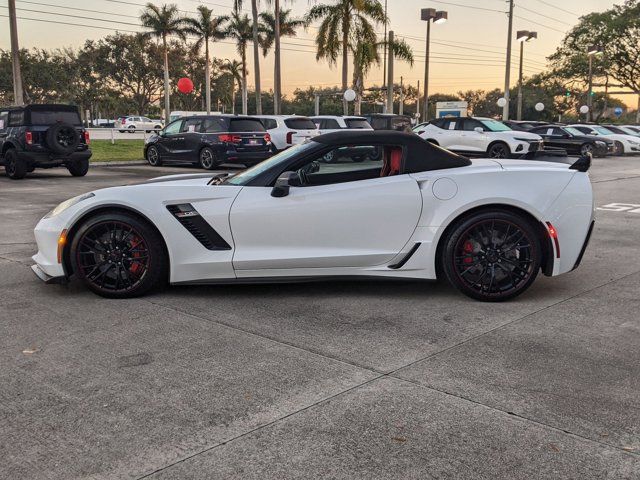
{"left": 0, "top": 0, "right": 631, "bottom": 104}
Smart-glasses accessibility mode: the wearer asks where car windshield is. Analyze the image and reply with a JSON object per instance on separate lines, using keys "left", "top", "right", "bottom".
{"left": 620, "top": 126, "right": 640, "bottom": 135}
{"left": 593, "top": 126, "right": 614, "bottom": 135}
{"left": 345, "top": 119, "right": 371, "bottom": 129}
{"left": 565, "top": 127, "right": 583, "bottom": 136}
{"left": 224, "top": 142, "right": 317, "bottom": 186}
{"left": 479, "top": 119, "right": 512, "bottom": 132}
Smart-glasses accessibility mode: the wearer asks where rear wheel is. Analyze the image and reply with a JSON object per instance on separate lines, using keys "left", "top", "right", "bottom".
{"left": 441, "top": 210, "right": 541, "bottom": 301}
{"left": 199, "top": 147, "right": 218, "bottom": 170}
{"left": 67, "top": 158, "right": 89, "bottom": 177}
{"left": 146, "top": 146, "right": 162, "bottom": 166}
{"left": 4, "top": 149, "right": 27, "bottom": 179}
{"left": 614, "top": 141, "right": 625, "bottom": 156}
{"left": 70, "top": 213, "right": 167, "bottom": 298}
{"left": 487, "top": 142, "right": 510, "bottom": 159}
{"left": 580, "top": 143, "right": 594, "bottom": 157}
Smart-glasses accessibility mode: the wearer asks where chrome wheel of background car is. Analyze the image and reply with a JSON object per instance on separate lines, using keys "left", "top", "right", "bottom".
{"left": 146, "top": 146, "right": 162, "bottom": 166}
{"left": 442, "top": 211, "right": 541, "bottom": 301}
{"left": 614, "top": 141, "right": 624, "bottom": 155}
{"left": 199, "top": 147, "right": 217, "bottom": 170}
{"left": 580, "top": 143, "right": 594, "bottom": 156}
{"left": 322, "top": 151, "right": 335, "bottom": 163}
{"left": 75, "top": 221, "right": 151, "bottom": 294}
{"left": 488, "top": 143, "right": 509, "bottom": 159}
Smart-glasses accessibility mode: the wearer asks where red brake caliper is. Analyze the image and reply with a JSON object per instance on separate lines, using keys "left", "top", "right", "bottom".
{"left": 129, "top": 236, "right": 143, "bottom": 275}
{"left": 462, "top": 240, "right": 474, "bottom": 264}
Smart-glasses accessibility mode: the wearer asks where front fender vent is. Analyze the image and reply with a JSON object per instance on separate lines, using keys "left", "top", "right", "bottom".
{"left": 167, "top": 204, "right": 231, "bottom": 251}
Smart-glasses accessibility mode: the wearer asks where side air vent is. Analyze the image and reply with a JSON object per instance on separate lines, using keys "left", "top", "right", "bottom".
{"left": 166, "top": 204, "right": 231, "bottom": 251}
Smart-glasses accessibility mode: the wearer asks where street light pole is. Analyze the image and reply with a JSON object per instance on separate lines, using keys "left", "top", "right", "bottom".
{"left": 587, "top": 45, "right": 603, "bottom": 122}
{"left": 386, "top": 31, "right": 394, "bottom": 114}
{"left": 421, "top": 9, "right": 447, "bottom": 122}
{"left": 516, "top": 30, "right": 537, "bottom": 121}
{"left": 503, "top": 0, "right": 514, "bottom": 121}
{"left": 8, "top": 0, "right": 24, "bottom": 106}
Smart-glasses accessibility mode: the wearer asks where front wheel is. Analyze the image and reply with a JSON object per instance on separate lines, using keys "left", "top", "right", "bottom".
{"left": 614, "top": 141, "right": 625, "bottom": 156}
{"left": 487, "top": 142, "right": 510, "bottom": 159}
{"left": 580, "top": 143, "right": 594, "bottom": 157}
{"left": 70, "top": 213, "right": 167, "bottom": 298}
{"left": 67, "top": 158, "right": 89, "bottom": 177}
{"left": 146, "top": 146, "right": 162, "bottom": 166}
{"left": 441, "top": 210, "right": 542, "bottom": 301}
{"left": 4, "top": 149, "right": 27, "bottom": 179}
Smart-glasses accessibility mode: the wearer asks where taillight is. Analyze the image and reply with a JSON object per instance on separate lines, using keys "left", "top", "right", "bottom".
{"left": 25, "top": 131, "right": 33, "bottom": 145}
{"left": 285, "top": 131, "right": 296, "bottom": 144}
{"left": 218, "top": 134, "right": 241, "bottom": 143}
{"left": 264, "top": 133, "right": 271, "bottom": 144}
{"left": 121, "top": 118, "right": 126, "bottom": 124}
{"left": 83, "top": 131, "right": 90, "bottom": 145}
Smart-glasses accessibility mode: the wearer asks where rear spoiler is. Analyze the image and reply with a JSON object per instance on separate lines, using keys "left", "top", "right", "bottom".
{"left": 518, "top": 149, "right": 591, "bottom": 172}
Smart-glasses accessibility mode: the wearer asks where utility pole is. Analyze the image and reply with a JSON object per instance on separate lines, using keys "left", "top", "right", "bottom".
{"left": 8, "top": 0, "right": 24, "bottom": 105}
{"left": 399, "top": 76, "right": 404, "bottom": 115}
{"left": 382, "top": 0, "right": 388, "bottom": 88}
{"left": 502, "top": 0, "right": 514, "bottom": 120}
{"left": 273, "top": 0, "right": 281, "bottom": 114}
{"left": 386, "top": 31, "right": 394, "bottom": 114}
{"left": 416, "top": 80, "right": 420, "bottom": 119}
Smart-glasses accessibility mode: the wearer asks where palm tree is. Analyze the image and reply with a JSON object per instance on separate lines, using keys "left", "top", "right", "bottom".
{"left": 221, "top": 59, "right": 243, "bottom": 114}
{"left": 140, "top": 3, "right": 187, "bottom": 124}
{"left": 225, "top": 8, "right": 253, "bottom": 115}
{"left": 183, "top": 6, "right": 228, "bottom": 115}
{"left": 234, "top": 0, "right": 264, "bottom": 114}
{"left": 352, "top": 35, "right": 414, "bottom": 114}
{"left": 306, "top": 0, "right": 387, "bottom": 115}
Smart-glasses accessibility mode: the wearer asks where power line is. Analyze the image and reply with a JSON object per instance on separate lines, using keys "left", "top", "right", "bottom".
{"left": 514, "top": 15, "right": 566, "bottom": 34}
{"left": 420, "top": 0, "right": 505, "bottom": 13}
{"left": 515, "top": 2, "right": 573, "bottom": 26}
{"left": 531, "top": 0, "right": 578, "bottom": 17}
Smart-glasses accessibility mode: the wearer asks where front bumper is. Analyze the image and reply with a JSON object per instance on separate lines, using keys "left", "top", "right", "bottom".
{"left": 32, "top": 216, "right": 69, "bottom": 280}
{"left": 31, "top": 264, "right": 67, "bottom": 284}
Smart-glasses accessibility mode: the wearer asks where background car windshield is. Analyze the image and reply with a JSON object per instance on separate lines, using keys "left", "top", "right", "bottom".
{"left": 345, "top": 119, "right": 371, "bottom": 129}
{"left": 284, "top": 118, "right": 317, "bottom": 129}
{"left": 479, "top": 119, "right": 512, "bottom": 132}
{"left": 593, "top": 126, "right": 613, "bottom": 135}
{"left": 565, "top": 127, "right": 584, "bottom": 136}
{"left": 620, "top": 126, "right": 639, "bottom": 135}
{"left": 31, "top": 110, "right": 81, "bottom": 126}
{"left": 225, "top": 142, "right": 316, "bottom": 186}
{"left": 229, "top": 119, "right": 266, "bottom": 132}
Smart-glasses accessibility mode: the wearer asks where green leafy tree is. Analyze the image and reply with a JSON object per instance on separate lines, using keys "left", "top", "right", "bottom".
{"left": 140, "top": 3, "right": 187, "bottom": 123}
{"left": 183, "top": 6, "right": 228, "bottom": 114}
{"left": 225, "top": 9, "right": 253, "bottom": 114}
{"left": 220, "top": 59, "right": 244, "bottom": 114}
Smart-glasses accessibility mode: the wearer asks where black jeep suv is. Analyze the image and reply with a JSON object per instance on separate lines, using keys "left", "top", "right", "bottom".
{"left": 0, "top": 104, "right": 92, "bottom": 179}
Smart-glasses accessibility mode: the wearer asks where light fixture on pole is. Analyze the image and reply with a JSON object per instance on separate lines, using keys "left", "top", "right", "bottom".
{"left": 516, "top": 30, "right": 537, "bottom": 120}
{"left": 421, "top": 8, "right": 448, "bottom": 122}
{"left": 587, "top": 45, "right": 604, "bottom": 122}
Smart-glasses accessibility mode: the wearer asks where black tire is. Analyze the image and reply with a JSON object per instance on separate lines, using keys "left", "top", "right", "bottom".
{"left": 614, "top": 141, "right": 624, "bottom": 156}
{"left": 45, "top": 122, "right": 80, "bottom": 155}
{"left": 4, "top": 149, "right": 27, "bottom": 179}
{"left": 119, "top": 130, "right": 126, "bottom": 133}
{"left": 154, "top": 125, "right": 162, "bottom": 133}
{"left": 199, "top": 147, "right": 218, "bottom": 170}
{"left": 128, "top": 126, "right": 136, "bottom": 134}
{"left": 67, "top": 158, "right": 89, "bottom": 177}
{"left": 146, "top": 146, "right": 162, "bottom": 166}
{"left": 322, "top": 151, "right": 335, "bottom": 163}
{"left": 487, "top": 142, "right": 510, "bottom": 159}
{"left": 441, "top": 210, "right": 542, "bottom": 302}
{"left": 580, "top": 143, "right": 595, "bottom": 157}
{"left": 70, "top": 212, "right": 167, "bottom": 298}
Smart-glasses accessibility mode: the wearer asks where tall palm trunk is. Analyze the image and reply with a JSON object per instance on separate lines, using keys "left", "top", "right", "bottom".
{"left": 204, "top": 39, "right": 211, "bottom": 114}
{"left": 241, "top": 47, "right": 248, "bottom": 115}
{"left": 273, "top": 0, "right": 281, "bottom": 114}
{"left": 162, "top": 34, "right": 171, "bottom": 124}
{"left": 341, "top": 16, "right": 349, "bottom": 115}
{"left": 251, "top": 0, "right": 262, "bottom": 114}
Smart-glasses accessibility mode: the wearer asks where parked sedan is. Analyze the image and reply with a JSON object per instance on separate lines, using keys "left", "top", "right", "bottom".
{"left": 115, "top": 116, "right": 163, "bottom": 133}
{"left": 144, "top": 115, "right": 272, "bottom": 169}
{"left": 568, "top": 124, "right": 640, "bottom": 155}
{"left": 529, "top": 125, "right": 613, "bottom": 157}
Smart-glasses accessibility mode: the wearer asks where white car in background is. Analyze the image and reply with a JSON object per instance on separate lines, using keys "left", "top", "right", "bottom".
{"left": 310, "top": 115, "right": 373, "bottom": 133}
{"left": 115, "top": 116, "right": 163, "bottom": 133}
{"left": 416, "top": 117, "right": 544, "bottom": 158}
{"left": 256, "top": 115, "right": 320, "bottom": 152}
{"left": 568, "top": 124, "right": 640, "bottom": 155}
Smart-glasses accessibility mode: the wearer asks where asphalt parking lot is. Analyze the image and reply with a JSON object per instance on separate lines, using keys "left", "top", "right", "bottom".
{"left": 1, "top": 158, "right": 639, "bottom": 479}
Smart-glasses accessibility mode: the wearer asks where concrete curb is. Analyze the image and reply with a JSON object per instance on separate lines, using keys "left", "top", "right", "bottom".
{"left": 90, "top": 160, "right": 148, "bottom": 167}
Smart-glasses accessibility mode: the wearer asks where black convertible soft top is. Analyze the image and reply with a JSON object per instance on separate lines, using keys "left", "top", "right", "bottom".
{"left": 313, "top": 130, "right": 471, "bottom": 172}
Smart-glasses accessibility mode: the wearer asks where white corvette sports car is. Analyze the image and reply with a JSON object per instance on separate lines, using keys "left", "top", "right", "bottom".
{"left": 32, "top": 131, "right": 595, "bottom": 302}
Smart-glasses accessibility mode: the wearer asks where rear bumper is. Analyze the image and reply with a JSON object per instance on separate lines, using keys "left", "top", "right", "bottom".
{"left": 17, "top": 150, "right": 92, "bottom": 166}
{"left": 223, "top": 150, "right": 272, "bottom": 165}
{"left": 572, "top": 220, "right": 595, "bottom": 271}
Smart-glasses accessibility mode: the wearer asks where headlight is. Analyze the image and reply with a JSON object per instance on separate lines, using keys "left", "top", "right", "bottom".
{"left": 630, "top": 141, "right": 640, "bottom": 146}
{"left": 514, "top": 137, "right": 534, "bottom": 142}
{"left": 45, "top": 193, "right": 95, "bottom": 218}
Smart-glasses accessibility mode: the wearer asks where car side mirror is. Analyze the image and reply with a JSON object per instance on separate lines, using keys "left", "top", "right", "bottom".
{"left": 271, "top": 171, "right": 301, "bottom": 198}
{"left": 474, "top": 127, "right": 484, "bottom": 133}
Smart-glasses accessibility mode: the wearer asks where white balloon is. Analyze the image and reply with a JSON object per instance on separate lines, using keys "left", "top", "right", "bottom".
{"left": 535, "top": 102, "right": 545, "bottom": 112}
{"left": 580, "top": 105, "right": 589, "bottom": 114}
{"left": 497, "top": 97, "right": 507, "bottom": 107}
{"left": 343, "top": 89, "right": 357, "bottom": 102}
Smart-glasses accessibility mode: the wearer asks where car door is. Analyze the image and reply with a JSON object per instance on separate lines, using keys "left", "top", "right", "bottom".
{"left": 229, "top": 145, "right": 423, "bottom": 273}
{"left": 438, "top": 118, "right": 464, "bottom": 150}
{"left": 458, "top": 118, "right": 487, "bottom": 152}
{"left": 156, "top": 119, "right": 183, "bottom": 158}
{"left": 178, "top": 117, "right": 205, "bottom": 161}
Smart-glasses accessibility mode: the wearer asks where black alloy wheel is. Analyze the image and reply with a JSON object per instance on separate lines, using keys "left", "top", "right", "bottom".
{"left": 146, "top": 146, "right": 162, "bottom": 166}
{"left": 71, "top": 213, "right": 167, "bottom": 298}
{"left": 580, "top": 143, "right": 594, "bottom": 157}
{"left": 442, "top": 211, "right": 541, "bottom": 301}
{"left": 4, "top": 149, "right": 27, "bottom": 179}
{"left": 614, "top": 141, "right": 624, "bottom": 156}
{"left": 487, "top": 143, "right": 510, "bottom": 159}
{"left": 199, "top": 147, "right": 218, "bottom": 170}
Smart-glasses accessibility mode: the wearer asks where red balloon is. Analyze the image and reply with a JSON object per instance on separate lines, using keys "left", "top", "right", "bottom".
{"left": 177, "top": 77, "right": 194, "bottom": 94}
